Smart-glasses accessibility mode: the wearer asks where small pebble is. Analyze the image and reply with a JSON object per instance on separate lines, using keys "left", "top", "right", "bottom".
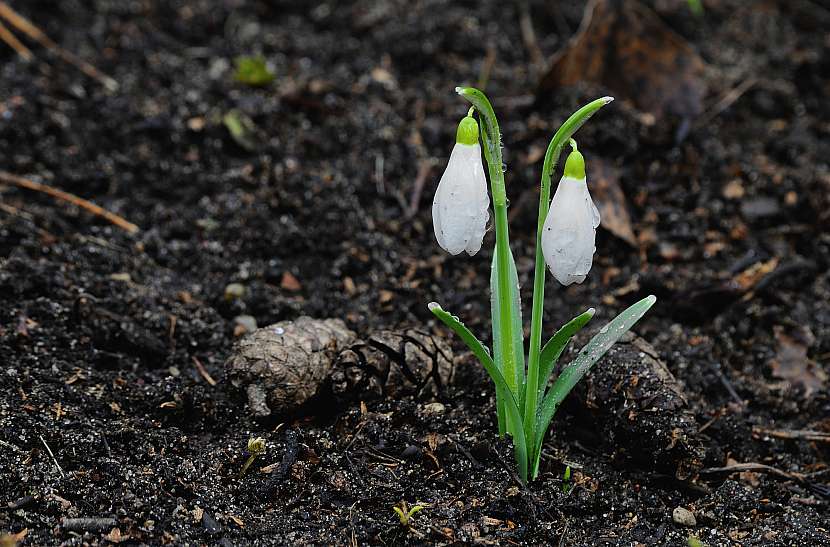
{"left": 234, "top": 315, "right": 258, "bottom": 335}
{"left": 202, "top": 511, "right": 221, "bottom": 535}
{"left": 224, "top": 283, "right": 246, "bottom": 301}
{"left": 672, "top": 506, "right": 697, "bottom": 527}
{"left": 422, "top": 402, "right": 446, "bottom": 416}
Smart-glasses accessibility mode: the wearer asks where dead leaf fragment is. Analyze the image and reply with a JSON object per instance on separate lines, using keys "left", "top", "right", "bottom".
{"left": 732, "top": 258, "right": 778, "bottom": 292}
{"left": 587, "top": 158, "right": 637, "bottom": 246}
{"left": 769, "top": 326, "right": 827, "bottom": 397}
{"left": 540, "top": 0, "right": 707, "bottom": 121}
{"left": 104, "top": 527, "right": 125, "bottom": 543}
{"left": 1, "top": 528, "right": 27, "bottom": 547}
{"left": 280, "top": 271, "right": 302, "bottom": 291}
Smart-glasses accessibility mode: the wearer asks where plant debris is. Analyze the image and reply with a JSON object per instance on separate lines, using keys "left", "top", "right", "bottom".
{"left": 539, "top": 0, "right": 707, "bottom": 122}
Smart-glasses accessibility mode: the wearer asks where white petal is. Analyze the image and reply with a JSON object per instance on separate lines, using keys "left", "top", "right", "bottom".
{"left": 541, "top": 176, "right": 600, "bottom": 286}
{"left": 432, "top": 143, "right": 490, "bottom": 256}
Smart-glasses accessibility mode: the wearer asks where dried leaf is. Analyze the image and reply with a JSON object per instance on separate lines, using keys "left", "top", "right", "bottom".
{"left": 732, "top": 258, "right": 778, "bottom": 292}
{"left": 1, "top": 528, "right": 27, "bottom": 547}
{"left": 588, "top": 158, "right": 637, "bottom": 246}
{"left": 769, "top": 326, "right": 827, "bottom": 397}
{"left": 104, "top": 528, "right": 125, "bottom": 543}
{"left": 280, "top": 271, "right": 302, "bottom": 291}
{"left": 540, "top": 0, "right": 707, "bottom": 121}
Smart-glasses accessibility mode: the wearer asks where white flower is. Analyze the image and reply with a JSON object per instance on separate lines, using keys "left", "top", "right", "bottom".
{"left": 432, "top": 117, "right": 490, "bottom": 256}
{"left": 542, "top": 163, "right": 600, "bottom": 285}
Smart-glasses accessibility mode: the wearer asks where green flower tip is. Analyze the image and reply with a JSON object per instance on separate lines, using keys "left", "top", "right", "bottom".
{"left": 455, "top": 115, "right": 479, "bottom": 146}
{"left": 563, "top": 140, "right": 586, "bottom": 180}
{"left": 586, "top": 307, "right": 596, "bottom": 317}
{"left": 427, "top": 302, "right": 441, "bottom": 312}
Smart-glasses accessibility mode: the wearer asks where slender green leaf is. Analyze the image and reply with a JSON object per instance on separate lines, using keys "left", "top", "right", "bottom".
{"left": 523, "top": 96, "right": 615, "bottom": 471}
{"left": 429, "top": 302, "right": 528, "bottom": 480}
{"left": 531, "top": 295, "right": 656, "bottom": 477}
{"left": 537, "top": 308, "right": 595, "bottom": 397}
{"left": 490, "top": 245, "right": 525, "bottom": 400}
{"left": 541, "top": 97, "right": 614, "bottom": 181}
{"left": 489, "top": 248, "right": 508, "bottom": 435}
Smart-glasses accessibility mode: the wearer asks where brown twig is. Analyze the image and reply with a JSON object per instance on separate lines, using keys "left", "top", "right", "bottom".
{"left": 0, "top": 18, "right": 32, "bottom": 60}
{"left": 39, "top": 435, "right": 65, "bottom": 478}
{"left": 477, "top": 44, "right": 497, "bottom": 91}
{"left": 753, "top": 427, "right": 830, "bottom": 444}
{"left": 406, "top": 159, "right": 435, "bottom": 219}
{"left": 696, "top": 77, "right": 756, "bottom": 128}
{"left": 192, "top": 356, "right": 217, "bottom": 386}
{"left": 700, "top": 462, "right": 804, "bottom": 482}
{"left": 0, "top": 1, "right": 118, "bottom": 91}
{"left": 518, "top": 0, "right": 544, "bottom": 72}
{"left": 0, "top": 171, "right": 139, "bottom": 234}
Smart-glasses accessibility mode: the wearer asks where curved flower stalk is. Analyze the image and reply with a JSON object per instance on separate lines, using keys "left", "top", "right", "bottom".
{"left": 426, "top": 87, "right": 656, "bottom": 483}
{"left": 542, "top": 141, "right": 601, "bottom": 285}
{"left": 432, "top": 115, "right": 490, "bottom": 256}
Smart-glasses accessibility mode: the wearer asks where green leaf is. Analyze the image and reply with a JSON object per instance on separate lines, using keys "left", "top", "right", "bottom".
{"left": 408, "top": 504, "right": 427, "bottom": 518}
{"left": 429, "top": 302, "right": 529, "bottom": 481}
{"left": 531, "top": 295, "right": 656, "bottom": 477}
{"left": 233, "top": 55, "right": 276, "bottom": 86}
{"left": 222, "top": 109, "right": 258, "bottom": 151}
{"left": 537, "top": 308, "right": 595, "bottom": 397}
{"left": 392, "top": 506, "right": 406, "bottom": 525}
{"left": 541, "top": 97, "right": 614, "bottom": 181}
{"left": 490, "top": 245, "right": 525, "bottom": 399}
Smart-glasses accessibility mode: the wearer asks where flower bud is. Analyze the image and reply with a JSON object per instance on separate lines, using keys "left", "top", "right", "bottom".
{"left": 541, "top": 142, "right": 600, "bottom": 285}
{"left": 432, "top": 115, "right": 490, "bottom": 256}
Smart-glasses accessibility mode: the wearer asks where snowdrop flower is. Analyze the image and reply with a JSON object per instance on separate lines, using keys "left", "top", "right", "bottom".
{"left": 541, "top": 141, "right": 600, "bottom": 285}
{"left": 432, "top": 115, "right": 490, "bottom": 256}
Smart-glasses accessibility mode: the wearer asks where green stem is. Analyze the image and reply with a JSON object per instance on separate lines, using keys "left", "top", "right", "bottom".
{"left": 523, "top": 96, "right": 615, "bottom": 476}
{"left": 457, "top": 87, "right": 519, "bottom": 398}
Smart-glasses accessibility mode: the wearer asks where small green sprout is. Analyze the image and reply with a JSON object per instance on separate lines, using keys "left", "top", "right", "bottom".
{"left": 233, "top": 55, "right": 276, "bottom": 86}
{"left": 222, "top": 110, "right": 258, "bottom": 151}
{"left": 687, "top": 0, "right": 703, "bottom": 16}
{"left": 392, "top": 501, "right": 428, "bottom": 527}
{"left": 687, "top": 536, "right": 707, "bottom": 547}
{"left": 562, "top": 465, "right": 572, "bottom": 493}
{"left": 240, "top": 437, "right": 266, "bottom": 476}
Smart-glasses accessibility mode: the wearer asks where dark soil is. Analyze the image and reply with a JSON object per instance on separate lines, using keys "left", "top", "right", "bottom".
{"left": 1, "top": 0, "right": 829, "bottom": 545}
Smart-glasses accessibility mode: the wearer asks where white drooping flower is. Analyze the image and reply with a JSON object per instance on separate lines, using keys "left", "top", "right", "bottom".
{"left": 541, "top": 144, "right": 600, "bottom": 285}
{"left": 432, "top": 115, "right": 490, "bottom": 256}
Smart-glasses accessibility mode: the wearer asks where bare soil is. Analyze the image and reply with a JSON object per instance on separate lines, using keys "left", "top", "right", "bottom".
{"left": 1, "top": 0, "right": 828, "bottom": 545}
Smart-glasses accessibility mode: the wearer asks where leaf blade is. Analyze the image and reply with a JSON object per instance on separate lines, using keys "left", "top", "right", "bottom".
{"left": 429, "top": 303, "right": 528, "bottom": 480}
{"left": 490, "top": 245, "right": 526, "bottom": 401}
{"left": 531, "top": 295, "right": 657, "bottom": 477}
{"left": 537, "top": 308, "right": 595, "bottom": 397}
